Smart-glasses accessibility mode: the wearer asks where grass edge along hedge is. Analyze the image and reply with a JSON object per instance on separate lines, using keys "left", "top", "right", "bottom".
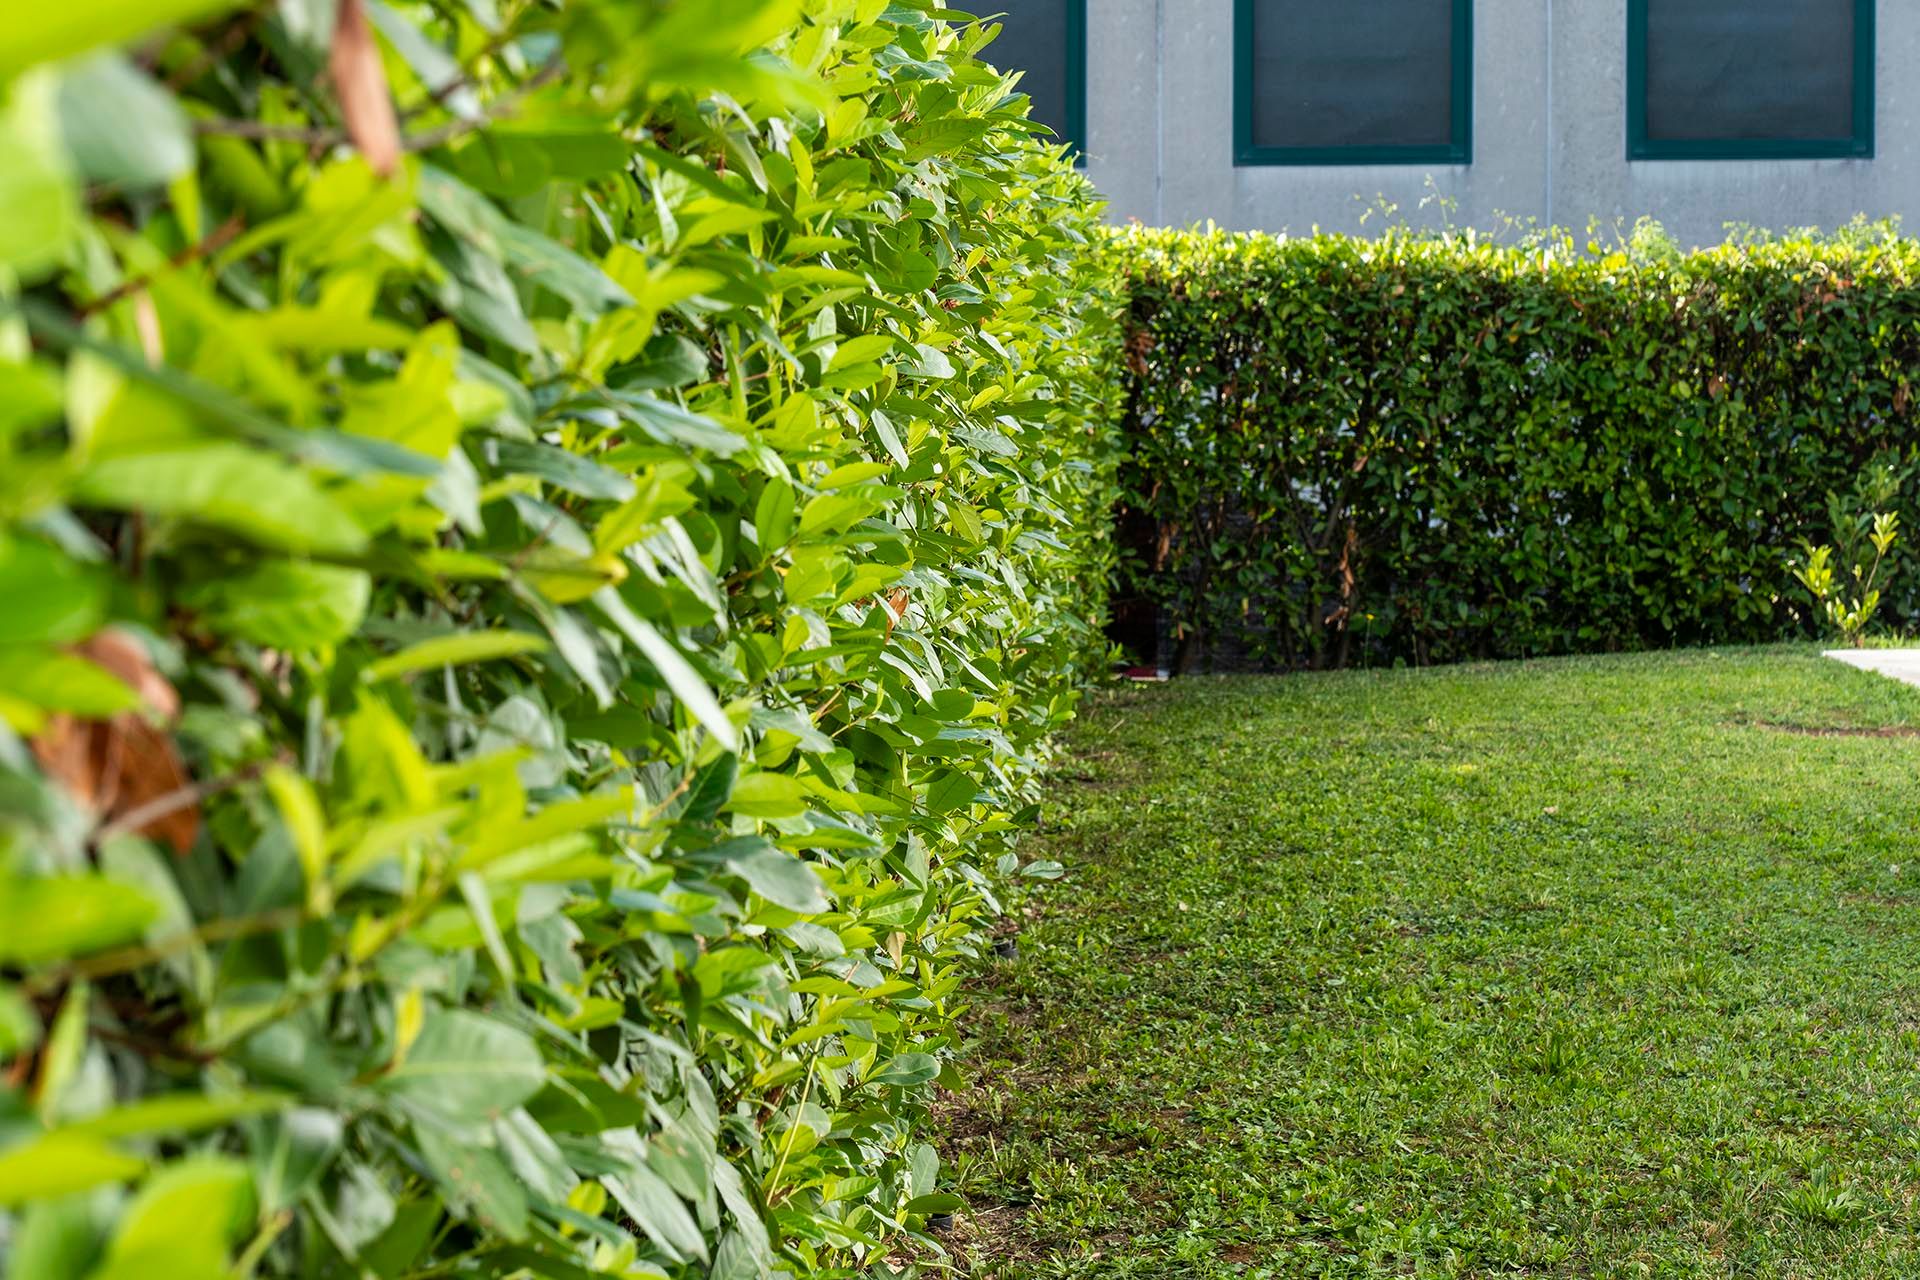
{"left": 1112, "top": 222, "right": 1920, "bottom": 671}
{"left": 0, "top": 4, "right": 1118, "bottom": 1278}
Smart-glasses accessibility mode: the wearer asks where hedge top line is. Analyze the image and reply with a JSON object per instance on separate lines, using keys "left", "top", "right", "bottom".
{"left": 1112, "top": 219, "right": 1920, "bottom": 282}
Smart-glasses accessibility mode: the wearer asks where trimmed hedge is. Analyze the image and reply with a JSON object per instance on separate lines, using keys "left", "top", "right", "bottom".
{"left": 1112, "top": 224, "right": 1920, "bottom": 670}
{"left": 0, "top": 4, "right": 1114, "bottom": 1278}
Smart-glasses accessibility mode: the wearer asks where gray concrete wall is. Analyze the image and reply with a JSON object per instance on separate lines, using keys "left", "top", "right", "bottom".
{"left": 1082, "top": 0, "right": 1916, "bottom": 245}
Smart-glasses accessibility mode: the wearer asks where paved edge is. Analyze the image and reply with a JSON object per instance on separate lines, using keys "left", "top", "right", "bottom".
{"left": 1823, "top": 648, "right": 1920, "bottom": 688}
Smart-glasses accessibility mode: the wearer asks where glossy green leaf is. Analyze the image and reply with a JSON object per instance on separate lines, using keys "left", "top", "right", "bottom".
{"left": 0, "top": 1134, "right": 145, "bottom": 1206}
{"left": 0, "top": 71, "right": 80, "bottom": 276}
{"left": 602, "top": 1162, "right": 706, "bottom": 1263}
{"left": 870, "top": 1053, "right": 940, "bottom": 1087}
{"left": 1, "top": 0, "right": 243, "bottom": 80}
{"left": 0, "top": 646, "right": 141, "bottom": 718}
{"left": 0, "top": 874, "right": 157, "bottom": 965}
{"left": 55, "top": 55, "right": 190, "bottom": 187}
{"left": 612, "top": 333, "right": 708, "bottom": 391}
{"left": 378, "top": 1010, "right": 546, "bottom": 1119}
{"left": 593, "top": 588, "right": 739, "bottom": 752}
{"left": 0, "top": 534, "right": 106, "bottom": 646}
{"left": 365, "top": 630, "right": 549, "bottom": 680}
{"left": 180, "top": 561, "right": 370, "bottom": 648}
{"left": 8, "top": 1193, "right": 98, "bottom": 1280}
{"left": 414, "top": 1124, "right": 528, "bottom": 1243}
{"left": 727, "top": 772, "right": 806, "bottom": 820}
{"left": 753, "top": 476, "right": 795, "bottom": 553}
{"left": 494, "top": 439, "right": 636, "bottom": 502}
{"left": 252, "top": 1109, "right": 343, "bottom": 1214}
{"left": 72, "top": 446, "right": 368, "bottom": 555}
{"left": 94, "top": 1156, "right": 252, "bottom": 1276}
{"left": 903, "top": 1191, "right": 965, "bottom": 1215}
{"left": 68, "top": 1092, "right": 289, "bottom": 1140}
{"left": 727, "top": 843, "right": 829, "bottom": 913}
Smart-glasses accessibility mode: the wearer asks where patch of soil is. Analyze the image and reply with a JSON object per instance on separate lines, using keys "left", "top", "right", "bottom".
{"left": 943, "top": 1203, "right": 1041, "bottom": 1271}
{"left": 1739, "top": 718, "right": 1920, "bottom": 739}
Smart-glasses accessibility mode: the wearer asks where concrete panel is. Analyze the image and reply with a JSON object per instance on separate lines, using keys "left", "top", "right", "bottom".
{"left": 1089, "top": 0, "right": 1548, "bottom": 235}
{"left": 1084, "top": 0, "right": 1920, "bottom": 244}
{"left": 1082, "top": 0, "right": 1161, "bottom": 223}
{"left": 1217, "top": 0, "right": 1547, "bottom": 235}
{"left": 1553, "top": 0, "right": 1914, "bottom": 248}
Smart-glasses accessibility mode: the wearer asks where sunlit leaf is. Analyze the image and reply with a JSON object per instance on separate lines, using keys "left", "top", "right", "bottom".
{"left": 364, "top": 630, "right": 549, "bottom": 680}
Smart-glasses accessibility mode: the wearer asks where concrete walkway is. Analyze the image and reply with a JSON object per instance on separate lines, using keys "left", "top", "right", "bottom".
{"left": 1823, "top": 648, "right": 1920, "bottom": 688}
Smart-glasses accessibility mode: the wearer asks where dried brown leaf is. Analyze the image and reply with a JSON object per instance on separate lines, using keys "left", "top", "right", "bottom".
{"left": 883, "top": 587, "right": 911, "bottom": 637}
{"left": 28, "top": 629, "right": 199, "bottom": 856}
{"left": 329, "top": 0, "right": 401, "bottom": 177}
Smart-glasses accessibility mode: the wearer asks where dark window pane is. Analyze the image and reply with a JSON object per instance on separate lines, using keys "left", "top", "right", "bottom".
{"left": 1249, "top": 0, "right": 1457, "bottom": 151}
{"left": 992, "top": 1, "right": 1075, "bottom": 147}
{"left": 1644, "top": 0, "right": 1856, "bottom": 142}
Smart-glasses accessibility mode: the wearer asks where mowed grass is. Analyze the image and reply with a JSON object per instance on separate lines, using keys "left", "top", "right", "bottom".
{"left": 943, "top": 647, "right": 1920, "bottom": 1279}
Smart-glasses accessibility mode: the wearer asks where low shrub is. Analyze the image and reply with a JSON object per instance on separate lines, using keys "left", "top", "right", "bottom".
{"left": 0, "top": 3, "right": 1115, "bottom": 1277}
{"left": 1789, "top": 461, "right": 1905, "bottom": 647}
{"left": 1112, "top": 224, "right": 1920, "bottom": 669}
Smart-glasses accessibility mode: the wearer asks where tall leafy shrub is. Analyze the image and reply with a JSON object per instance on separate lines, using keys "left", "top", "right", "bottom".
{"left": 0, "top": 3, "right": 1116, "bottom": 1276}
{"left": 1114, "top": 224, "right": 1920, "bottom": 669}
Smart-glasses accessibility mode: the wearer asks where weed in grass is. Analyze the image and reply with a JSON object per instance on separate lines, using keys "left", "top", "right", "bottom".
{"left": 1534, "top": 1029, "right": 1582, "bottom": 1078}
{"left": 1783, "top": 1169, "right": 1869, "bottom": 1228}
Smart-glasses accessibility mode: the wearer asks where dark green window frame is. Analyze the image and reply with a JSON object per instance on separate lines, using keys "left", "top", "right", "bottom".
{"left": 1626, "top": 0, "right": 1874, "bottom": 161}
{"left": 1064, "top": 0, "right": 1086, "bottom": 166}
{"left": 1232, "top": 0, "right": 1474, "bottom": 168}
{"left": 993, "top": 2, "right": 1086, "bottom": 166}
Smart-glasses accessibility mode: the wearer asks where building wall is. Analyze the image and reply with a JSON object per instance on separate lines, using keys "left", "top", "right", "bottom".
{"left": 1083, "top": 0, "right": 1913, "bottom": 246}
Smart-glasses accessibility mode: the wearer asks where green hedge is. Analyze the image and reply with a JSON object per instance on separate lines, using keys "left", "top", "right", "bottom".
{"left": 0, "top": 3, "right": 1115, "bottom": 1277}
{"left": 1112, "top": 224, "right": 1920, "bottom": 670}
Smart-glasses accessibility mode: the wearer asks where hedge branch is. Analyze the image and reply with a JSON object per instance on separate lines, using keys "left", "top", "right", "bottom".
{"left": 190, "top": 58, "right": 566, "bottom": 154}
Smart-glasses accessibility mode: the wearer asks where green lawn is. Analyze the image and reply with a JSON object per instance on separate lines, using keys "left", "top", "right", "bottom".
{"left": 943, "top": 647, "right": 1920, "bottom": 1279}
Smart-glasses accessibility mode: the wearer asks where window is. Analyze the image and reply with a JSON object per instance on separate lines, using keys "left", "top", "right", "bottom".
{"left": 989, "top": 1, "right": 1086, "bottom": 161}
{"left": 1627, "top": 0, "right": 1874, "bottom": 160}
{"left": 1234, "top": 0, "right": 1473, "bottom": 167}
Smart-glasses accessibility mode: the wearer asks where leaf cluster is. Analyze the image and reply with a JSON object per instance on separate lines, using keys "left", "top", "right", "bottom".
{"left": 0, "top": 2, "right": 1119, "bottom": 1277}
